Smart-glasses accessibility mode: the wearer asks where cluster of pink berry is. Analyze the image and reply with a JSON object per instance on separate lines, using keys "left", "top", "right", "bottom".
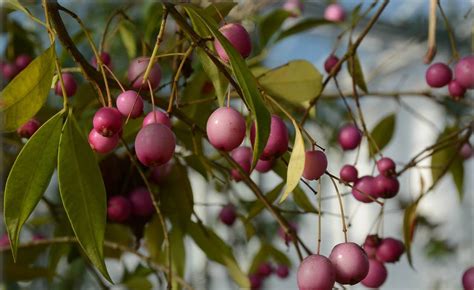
{"left": 249, "top": 262, "right": 290, "bottom": 290}
{"left": 0, "top": 54, "right": 32, "bottom": 81}
{"left": 425, "top": 56, "right": 474, "bottom": 100}
{"left": 107, "top": 187, "right": 155, "bottom": 223}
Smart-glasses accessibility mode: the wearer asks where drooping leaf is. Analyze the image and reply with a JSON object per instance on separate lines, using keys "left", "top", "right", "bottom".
{"left": 169, "top": 227, "right": 186, "bottom": 290}
{"left": 58, "top": 112, "right": 110, "bottom": 281}
{"left": 247, "top": 182, "right": 284, "bottom": 220}
{"left": 0, "top": 44, "right": 55, "bottom": 131}
{"left": 276, "top": 18, "right": 332, "bottom": 42}
{"left": 259, "top": 60, "right": 323, "bottom": 104}
{"left": 259, "top": 9, "right": 292, "bottom": 47}
{"left": 119, "top": 21, "right": 137, "bottom": 59}
{"left": 4, "top": 111, "right": 64, "bottom": 260}
{"left": 403, "top": 197, "right": 421, "bottom": 269}
{"left": 204, "top": 2, "right": 237, "bottom": 23}
{"left": 2, "top": 0, "right": 28, "bottom": 14}
{"left": 248, "top": 244, "right": 291, "bottom": 274}
{"left": 268, "top": 245, "right": 291, "bottom": 266}
{"left": 347, "top": 53, "right": 368, "bottom": 93}
{"left": 144, "top": 214, "right": 165, "bottom": 263}
{"left": 104, "top": 224, "right": 134, "bottom": 258}
{"left": 280, "top": 119, "right": 305, "bottom": 203}
{"left": 369, "top": 113, "right": 396, "bottom": 157}
{"left": 293, "top": 186, "right": 317, "bottom": 213}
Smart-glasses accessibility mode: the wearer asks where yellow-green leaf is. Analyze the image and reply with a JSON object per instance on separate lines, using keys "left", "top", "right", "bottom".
{"left": 347, "top": 53, "right": 368, "bottom": 93}
{"left": 119, "top": 22, "right": 137, "bottom": 59}
{"left": 369, "top": 113, "right": 396, "bottom": 157}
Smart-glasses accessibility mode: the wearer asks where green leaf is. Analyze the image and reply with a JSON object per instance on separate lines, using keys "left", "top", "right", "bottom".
{"left": 248, "top": 244, "right": 291, "bottom": 274}
{"left": 403, "top": 198, "right": 420, "bottom": 269}
{"left": 1, "top": 244, "right": 54, "bottom": 281}
{"left": 119, "top": 22, "right": 137, "bottom": 59}
{"left": 104, "top": 224, "right": 134, "bottom": 259}
{"left": 0, "top": 44, "right": 55, "bottom": 132}
{"left": 259, "top": 60, "right": 323, "bottom": 104}
{"left": 204, "top": 2, "right": 237, "bottom": 23}
{"left": 347, "top": 53, "right": 368, "bottom": 93}
{"left": 280, "top": 119, "right": 305, "bottom": 203}
{"left": 2, "top": 0, "right": 28, "bottom": 14}
{"left": 369, "top": 113, "right": 396, "bottom": 157}
{"left": 169, "top": 227, "right": 186, "bottom": 290}
{"left": 183, "top": 5, "right": 271, "bottom": 168}
{"left": 276, "top": 18, "right": 332, "bottom": 42}
{"left": 293, "top": 186, "right": 317, "bottom": 213}
{"left": 58, "top": 112, "right": 110, "bottom": 281}
{"left": 268, "top": 245, "right": 291, "bottom": 266}
{"left": 4, "top": 111, "right": 64, "bottom": 259}
{"left": 259, "top": 9, "right": 292, "bottom": 47}
{"left": 247, "top": 182, "right": 284, "bottom": 220}
{"left": 187, "top": 221, "right": 249, "bottom": 288}
{"left": 144, "top": 214, "right": 165, "bottom": 262}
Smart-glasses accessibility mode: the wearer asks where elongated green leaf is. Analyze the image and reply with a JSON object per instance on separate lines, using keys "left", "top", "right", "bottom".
{"left": 293, "top": 186, "right": 317, "bottom": 213}
{"left": 119, "top": 22, "right": 137, "bottom": 59}
{"left": 403, "top": 197, "right": 421, "bottom": 269}
{"left": 3, "top": 0, "right": 28, "bottom": 14}
{"left": 248, "top": 244, "right": 291, "bottom": 274}
{"left": 58, "top": 112, "right": 110, "bottom": 281}
{"left": 259, "top": 9, "right": 292, "bottom": 47}
{"left": 259, "top": 60, "right": 322, "bottom": 104}
{"left": 280, "top": 120, "right": 305, "bottom": 203}
{"left": 183, "top": 6, "right": 271, "bottom": 168}
{"left": 4, "top": 111, "right": 64, "bottom": 260}
{"left": 144, "top": 214, "right": 165, "bottom": 262}
{"left": 369, "top": 114, "right": 396, "bottom": 157}
{"left": 247, "top": 182, "right": 284, "bottom": 220}
{"left": 347, "top": 53, "right": 368, "bottom": 93}
{"left": 276, "top": 18, "right": 332, "bottom": 42}
{"left": 187, "top": 221, "right": 249, "bottom": 288}
{"left": 204, "top": 2, "right": 237, "bottom": 23}
{"left": 0, "top": 44, "right": 55, "bottom": 131}
{"left": 170, "top": 227, "right": 186, "bottom": 290}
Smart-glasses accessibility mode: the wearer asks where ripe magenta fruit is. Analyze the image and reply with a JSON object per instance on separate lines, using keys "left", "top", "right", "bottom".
{"left": 257, "top": 262, "right": 273, "bottom": 278}
{"left": 92, "top": 51, "right": 112, "bottom": 68}
{"left": 302, "top": 150, "right": 327, "bottom": 180}
{"left": 324, "top": 54, "right": 340, "bottom": 74}
{"left": 324, "top": 3, "right": 346, "bottom": 22}
{"left": 15, "top": 54, "right": 32, "bottom": 71}
{"left": 463, "top": 267, "right": 474, "bottom": 290}
{"left": 88, "top": 129, "right": 119, "bottom": 154}
{"left": 93, "top": 107, "right": 123, "bottom": 137}
{"left": 54, "top": 73, "right": 77, "bottom": 97}
{"left": 377, "top": 157, "right": 396, "bottom": 176}
{"left": 376, "top": 237, "right": 405, "bottom": 263}
{"left": 17, "top": 118, "right": 40, "bottom": 138}
{"left": 230, "top": 146, "right": 252, "bottom": 181}
{"left": 361, "top": 259, "right": 387, "bottom": 288}
{"left": 454, "top": 56, "right": 474, "bottom": 89}
{"left": 426, "top": 62, "right": 452, "bottom": 88}
{"left": 150, "top": 161, "right": 173, "bottom": 184}
{"left": 374, "top": 175, "right": 400, "bottom": 198}
{"left": 143, "top": 110, "right": 172, "bottom": 128}
{"left": 338, "top": 124, "right": 362, "bottom": 150}
{"left": 460, "top": 143, "right": 473, "bottom": 160}
{"left": 116, "top": 90, "right": 144, "bottom": 118}
{"left": 206, "top": 107, "right": 246, "bottom": 152}
{"left": 0, "top": 234, "right": 10, "bottom": 247}
{"left": 363, "top": 234, "right": 381, "bottom": 259}
{"left": 297, "top": 254, "right": 336, "bottom": 290}
{"left": 135, "top": 123, "right": 176, "bottom": 167}
{"left": 448, "top": 79, "right": 467, "bottom": 99}
{"left": 339, "top": 164, "right": 358, "bottom": 183}
{"left": 129, "top": 187, "right": 154, "bottom": 217}
{"left": 214, "top": 23, "right": 252, "bottom": 62}
{"left": 250, "top": 115, "right": 289, "bottom": 160}
{"left": 352, "top": 176, "right": 378, "bottom": 203}
{"left": 275, "top": 264, "right": 289, "bottom": 278}
{"left": 283, "top": 0, "right": 303, "bottom": 17}
{"left": 329, "top": 242, "right": 369, "bottom": 285}
{"left": 128, "top": 57, "right": 161, "bottom": 90}
{"left": 255, "top": 158, "right": 274, "bottom": 173}
{"left": 2, "top": 63, "right": 19, "bottom": 80}
{"left": 219, "top": 204, "right": 237, "bottom": 226}
{"left": 107, "top": 196, "right": 132, "bottom": 222}
{"left": 249, "top": 274, "right": 263, "bottom": 290}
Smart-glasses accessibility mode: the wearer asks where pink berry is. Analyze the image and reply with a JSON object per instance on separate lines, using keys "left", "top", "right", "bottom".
{"left": 324, "top": 54, "right": 340, "bottom": 74}
{"left": 374, "top": 175, "right": 399, "bottom": 199}
{"left": 32, "top": 234, "right": 44, "bottom": 241}
{"left": 283, "top": 0, "right": 303, "bottom": 17}
{"left": 363, "top": 235, "right": 381, "bottom": 259}
{"left": 219, "top": 204, "right": 237, "bottom": 226}
{"left": 329, "top": 242, "right": 369, "bottom": 285}
{"left": 255, "top": 159, "right": 274, "bottom": 173}
{"left": 324, "top": 3, "right": 346, "bottom": 22}
{"left": 352, "top": 176, "right": 378, "bottom": 203}
{"left": 93, "top": 107, "right": 123, "bottom": 137}
{"left": 0, "top": 234, "right": 10, "bottom": 247}
{"left": 135, "top": 123, "right": 176, "bottom": 167}
{"left": 143, "top": 110, "right": 172, "bottom": 128}
{"left": 377, "top": 157, "right": 396, "bottom": 176}
{"left": 257, "top": 262, "right": 273, "bottom": 278}
{"left": 92, "top": 51, "right": 112, "bottom": 68}
{"left": 2, "top": 63, "right": 19, "bottom": 80}
{"left": 278, "top": 222, "right": 298, "bottom": 245}
{"left": 17, "top": 118, "right": 41, "bottom": 138}
{"left": 297, "top": 254, "right": 336, "bottom": 290}
{"left": 250, "top": 115, "right": 289, "bottom": 160}
{"left": 206, "top": 107, "right": 246, "bottom": 152}
{"left": 463, "top": 267, "right": 474, "bottom": 290}
{"left": 338, "top": 124, "right": 362, "bottom": 150}
{"left": 276, "top": 264, "right": 289, "bottom": 279}
{"left": 116, "top": 90, "right": 144, "bottom": 118}
{"left": 361, "top": 259, "right": 387, "bottom": 288}
{"left": 107, "top": 196, "right": 132, "bottom": 222}
{"left": 249, "top": 274, "right": 263, "bottom": 290}
{"left": 128, "top": 57, "right": 161, "bottom": 90}
{"left": 426, "top": 62, "right": 452, "bottom": 88}
{"left": 214, "top": 23, "right": 252, "bottom": 62}
{"left": 455, "top": 56, "right": 474, "bottom": 89}
{"left": 55, "top": 73, "right": 77, "bottom": 97}
{"left": 449, "top": 79, "right": 467, "bottom": 99}
{"left": 15, "top": 54, "right": 32, "bottom": 71}
{"left": 376, "top": 237, "right": 405, "bottom": 263}
{"left": 150, "top": 161, "right": 173, "bottom": 184}
{"left": 129, "top": 187, "right": 154, "bottom": 217}
{"left": 230, "top": 146, "right": 252, "bottom": 181}
{"left": 460, "top": 143, "right": 473, "bottom": 160}
{"left": 302, "top": 150, "right": 327, "bottom": 180}
{"left": 88, "top": 129, "right": 119, "bottom": 154}
{"left": 339, "top": 164, "right": 358, "bottom": 183}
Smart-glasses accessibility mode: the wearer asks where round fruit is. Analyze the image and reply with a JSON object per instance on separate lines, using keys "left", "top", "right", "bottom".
{"left": 363, "top": 235, "right": 381, "bottom": 259}
{"left": 92, "top": 51, "right": 112, "bottom": 68}
{"left": 150, "top": 161, "right": 173, "bottom": 184}
{"left": 297, "top": 254, "right": 336, "bottom": 290}
{"left": 426, "top": 62, "right": 452, "bottom": 88}
{"left": 352, "top": 176, "right": 378, "bottom": 203}
{"left": 275, "top": 264, "right": 289, "bottom": 279}
{"left": 116, "top": 90, "right": 144, "bottom": 118}
{"left": 54, "top": 73, "right": 77, "bottom": 97}
{"left": 454, "top": 56, "right": 474, "bottom": 89}
{"left": 324, "top": 3, "right": 346, "bottom": 22}
{"left": 143, "top": 110, "right": 172, "bottom": 128}
{"left": 324, "top": 54, "right": 340, "bottom": 74}
{"left": 128, "top": 57, "right": 161, "bottom": 90}
{"left": 463, "top": 267, "right": 474, "bottom": 290}
{"left": 129, "top": 187, "right": 154, "bottom": 217}
{"left": 88, "top": 129, "right": 119, "bottom": 154}
{"left": 361, "top": 259, "right": 388, "bottom": 288}
{"left": 460, "top": 143, "right": 473, "bottom": 160}
{"left": 219, "top": 204, "right": 237, "bottom": 226}
{"left": 329, "top": 242, "right": 369, "bottom": 285}
{"left": 257, "top": 262, "right": 273, "bottom": 278}
{"left": 17, "top": 119, "right": 40, "bottom": 138}
{"left": 376, "top": 237, "right": 405, "bottom": 263}
{"left": 206, "top": 107, "right": 246, "bottom": 152}
{"left": 250, "top": 115, "right": 289, "bottom": 160}
{"left": 339, "top": 164, "right": 358, "bottom": 183}
{"left": 214, "top": 23, "right": 252, "bottom": 62}
{"left": 93, "top": 107, "right": 123, "bottom": 137}
{"left": 255, "top": 159, "right": 274, "bottom": 173}
{"left": 15, "top": 54, "right": 32, "bottom": 71}
{"left": 448, "top": 79, "right": 467, "bottom": 99}
{"left": 2, "top": 63, "right": 19, "bottom": 80}
{"left": 0, "top": 234, "right": 10, "bottom": 247}
{"left": 107, "top": 196, "right": 132, "bottom": 222}
{"left": 338, "top": 124, "right": 362, "bottom": 150}
{"left": 377, "top": 157, "right": 396, "bottom": 176}
{"left": 135, "top": 123, "right": 176, "bottom": 167}
{"left": 374, "top": 175, "right": 399, "bottom": 199}
{"left": 283, "top": 0, "right": 303, "bottom": 17}
{"left": 230, "top": 146, "right": 252, "bottom": 181}
{"left": 302, "top": 150, "right": 327, "bottom": 180}
{"left": 249, "top": 274, "right": 262, "bottom": 290}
